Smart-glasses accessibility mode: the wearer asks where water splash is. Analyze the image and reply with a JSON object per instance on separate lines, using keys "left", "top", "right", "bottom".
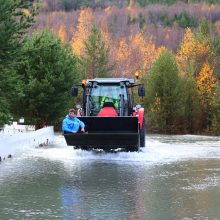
{"left": 20, "top": 134, "right": 220, "bottom": 164}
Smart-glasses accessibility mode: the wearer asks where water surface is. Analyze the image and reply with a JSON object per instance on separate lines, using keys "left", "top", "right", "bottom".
{"left": 1, "top": 134, "right": 220, "bottom": 220}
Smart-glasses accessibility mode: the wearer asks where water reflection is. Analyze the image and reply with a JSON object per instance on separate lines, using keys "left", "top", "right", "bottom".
{"left": 58, "top": 162, "right": 143, "bottom": 220}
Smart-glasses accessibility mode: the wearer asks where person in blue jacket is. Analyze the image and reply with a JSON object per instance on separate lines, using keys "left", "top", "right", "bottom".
{"left": 62, "top": 109, "right": 85, "bottom": 134}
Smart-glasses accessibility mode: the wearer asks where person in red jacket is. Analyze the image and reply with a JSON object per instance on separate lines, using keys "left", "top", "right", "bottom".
{"left": 97, "top": 101, "right": 118, "bottom": 117}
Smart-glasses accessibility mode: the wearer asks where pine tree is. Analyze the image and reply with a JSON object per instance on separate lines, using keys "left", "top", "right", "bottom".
{"left": 145, "top": 49, "right": 182, "bottom": 133}
{"left": 0, "top": 0, "right": 38, "bottom": 127}
{"left": 80, "top": 25, "right": 114, "bottom": 79}
{"left": 210, "top": 85, "right": 220, "bottom": 134}
{"left": 181, "top": 75, "right": 201, "bottom": 133}
{"left": 13, "top": 30, "right": 80, "bottom": 129}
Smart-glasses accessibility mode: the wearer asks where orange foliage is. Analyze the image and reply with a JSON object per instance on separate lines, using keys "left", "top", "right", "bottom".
{"left": 116, "top": 38, "right": 131, "bottom": 61}
{"left": 57, "top": 24, "right": 67, "bottom": 43}
{"left": 115, "top": 38, "right": 131, "bottom": 75}
{"left": 104, "top": 6, "right": 113, "bottom": 14}
{"left": 176, "top": 28, "right": 213, "bottom": 77}
{"left": 23, "top": 9, "right": 30, "bottom": 16}
{"left": 176, "top": 28, "right": 197, "bottom": 76}
{"left": 100, "top": 17, "right": 112, "bottom": 48}
{"left": 197, "top": 63, "right": 218, "bottom": 97}
{"left": 71, "top": 8, "right": 94, "bottom": 56}
{"left": 131, "top": 33, "right": 161, "bottom": 75}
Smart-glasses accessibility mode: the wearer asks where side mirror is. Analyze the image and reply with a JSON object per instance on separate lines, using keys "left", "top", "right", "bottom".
{"left": 138, "top": 84, "right": 145, "bottom": 97}
{"left": 71, "top": 86, "right": 78, "bottom": 97}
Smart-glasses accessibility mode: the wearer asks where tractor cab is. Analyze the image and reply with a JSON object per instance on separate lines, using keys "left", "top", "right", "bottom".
{"left": 73, "top": 78, "right": 144, "bottom": 117}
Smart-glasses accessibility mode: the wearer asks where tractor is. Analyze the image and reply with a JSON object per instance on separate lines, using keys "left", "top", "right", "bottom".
{"left": 63, "top": 77, "right": 145, "bottom": 151}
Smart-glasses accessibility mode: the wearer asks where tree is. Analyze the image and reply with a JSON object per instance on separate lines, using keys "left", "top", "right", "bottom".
{"left": 210, "top": 85, "right": 220, "bottom": 134}
{"left": 115, "top": 37, "right": 131, "bottom": 76}
{"left": 181, "top": 75, "right": 201, "bottom": 132}
{"left": 71, "top": 8, "right": 94, "bottom": 56}
{"left": 196, "top": 62, "right": 218, "bottom": 129}
{"left": 144, "top": 49, "right": 182, "bottom": 133}
{"left": 13, "top": 30, "right": 80, "bottom": 129}
{"left": 176, "top": 27, "right": 213, "bottom": 77}
{"left": 0, "top": 0, "right": 38, "bottom": 127}
{"left": 80, "top": 25, "right": 114, "bottom": 79}
{"left": 57, "top": 24, "right": 67, "bottom": 43}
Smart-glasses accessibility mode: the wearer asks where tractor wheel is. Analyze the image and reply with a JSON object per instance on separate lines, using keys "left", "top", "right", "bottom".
{"left": 140, "top": 118, "right": 145, "bottom": 148}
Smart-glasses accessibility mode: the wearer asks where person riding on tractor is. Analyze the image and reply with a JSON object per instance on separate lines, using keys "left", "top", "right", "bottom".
{"left": 100, "top": 87, "right": 119, "bottom": 109}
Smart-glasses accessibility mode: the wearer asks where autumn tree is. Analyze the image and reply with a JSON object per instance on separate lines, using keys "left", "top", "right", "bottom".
{"left": 80, "top": 25, "right": 114, "bottom": 79}
{"left": 115, "top": 38, "right": 131, "bottom": 76}
{"left": 176, "top": 24, "right": 214, "bottom": 78}
{"left": 71, "top": 8, "right": 94, "bottom": 56}
{"left": 13, "top": 30, "right": 79, "bottom": 129}
{"left": 0, "top": 0, "right": 38, "bottom": 127}
{"left": 131, "top": 32, "right": 161, "bottom": 76}
{"left": 196, "top": 62, "right": 218, "bottom": 129}
{"left": 57, "top": 24, "right": 67, "bottom": 43}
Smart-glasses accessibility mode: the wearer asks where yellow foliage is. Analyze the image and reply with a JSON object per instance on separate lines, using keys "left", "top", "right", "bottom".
{"left": 23, "top": 9, "right": 30, "bottom": 16}
{"left": 114, "top": 38, "right": 132, "bottom": 74}
{"left": 130, "top": 33, "right": 162, "bottom": 75}
{"left": 176, "top": 28, "right": 197, "bottom": 76}
{"left": 57, "top": 25, "right": 67, "bottom": 44}
{"left": 143, "top": 39, "right": 160, "bottom": 71}
{"left": 101, "top": 30, "right": 111, "bottom": 49}
{"left": 131, "top": 32, "right": 146, "bottom": 56}
{"left": 71, "top": 8, "right": 94, "bottom": 56}
{"left": 104, "top": 6, "right": 113, "bottom": 14}
{"left": 176, "top": 28, "right": 212, "bottom": 77}
{"left": 116, "top": 38, "right": 131, "bottom": 61}
{"left": 197, "top": 63, "right": 218, "bottom": 96}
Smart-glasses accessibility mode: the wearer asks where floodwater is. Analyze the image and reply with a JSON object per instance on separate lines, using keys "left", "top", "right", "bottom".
{"left": 1, "top": 134, "right": 220, "bottom": 220}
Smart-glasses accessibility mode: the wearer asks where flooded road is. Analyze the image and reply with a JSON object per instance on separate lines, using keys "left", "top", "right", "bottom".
{"left": 1, "top": 134, "right": 220, "bottom": 220}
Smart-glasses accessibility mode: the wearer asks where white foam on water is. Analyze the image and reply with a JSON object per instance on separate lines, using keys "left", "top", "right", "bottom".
{"left": 0, "top": 127, "right": 54, "bottom": 158}
{"left": 20, "top": 134, "right": 220, "bottom": 165}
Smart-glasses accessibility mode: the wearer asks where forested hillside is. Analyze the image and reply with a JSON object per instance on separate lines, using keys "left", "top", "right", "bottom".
{"left": 35, "top": 1, "right": 220, "bottom": 74}
{"left": 1, "top": 0, "right": 220, "bottom": 134}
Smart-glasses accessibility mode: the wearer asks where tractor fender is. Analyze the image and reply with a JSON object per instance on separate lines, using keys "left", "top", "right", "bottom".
{"left": 133, "top": 107, "right": 145, "bottom": 129}
{"left": 137, "top": 108, "right": 144, "bottom": 129}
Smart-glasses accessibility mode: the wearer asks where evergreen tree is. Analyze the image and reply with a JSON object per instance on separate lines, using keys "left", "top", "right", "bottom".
{"left": 80, "top": 25, "right": 114, "bottom": 79}
{"left": 181, "top": 75, "right": 201, "bottom": 132}
{"left": 0, "top": 0, "right": 38, "bottom": 127}
{"left": 13, "top": 30, "right": 79, "bottom": 129}
{"left": 144, "top": 49, "right": 182, "bottom": 133}
{"left": 210, "top": 85, "right": 220, "bottom": 134}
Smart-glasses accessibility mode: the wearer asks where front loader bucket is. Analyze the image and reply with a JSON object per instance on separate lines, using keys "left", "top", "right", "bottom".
{"left": 64, "top": 116, "right": 140, "bottom": 151}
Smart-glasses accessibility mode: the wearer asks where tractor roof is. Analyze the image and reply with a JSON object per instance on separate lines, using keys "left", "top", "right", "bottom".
{"left": 87, "top": 78, "right": 135, "bottom": 85}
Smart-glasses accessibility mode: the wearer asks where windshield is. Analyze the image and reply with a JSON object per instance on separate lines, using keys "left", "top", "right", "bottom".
{"left": 90, "top": 84, "right": 128, "bottom": 116}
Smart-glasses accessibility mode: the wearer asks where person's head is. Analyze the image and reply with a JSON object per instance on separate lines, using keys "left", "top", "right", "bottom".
{"left": 68, "top": 108, "right": 76, "bottom": 118}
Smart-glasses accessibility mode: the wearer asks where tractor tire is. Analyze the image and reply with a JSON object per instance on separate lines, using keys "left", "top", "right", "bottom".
{"left": 140, "top": 118, "right": 145, "bottom": 148}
